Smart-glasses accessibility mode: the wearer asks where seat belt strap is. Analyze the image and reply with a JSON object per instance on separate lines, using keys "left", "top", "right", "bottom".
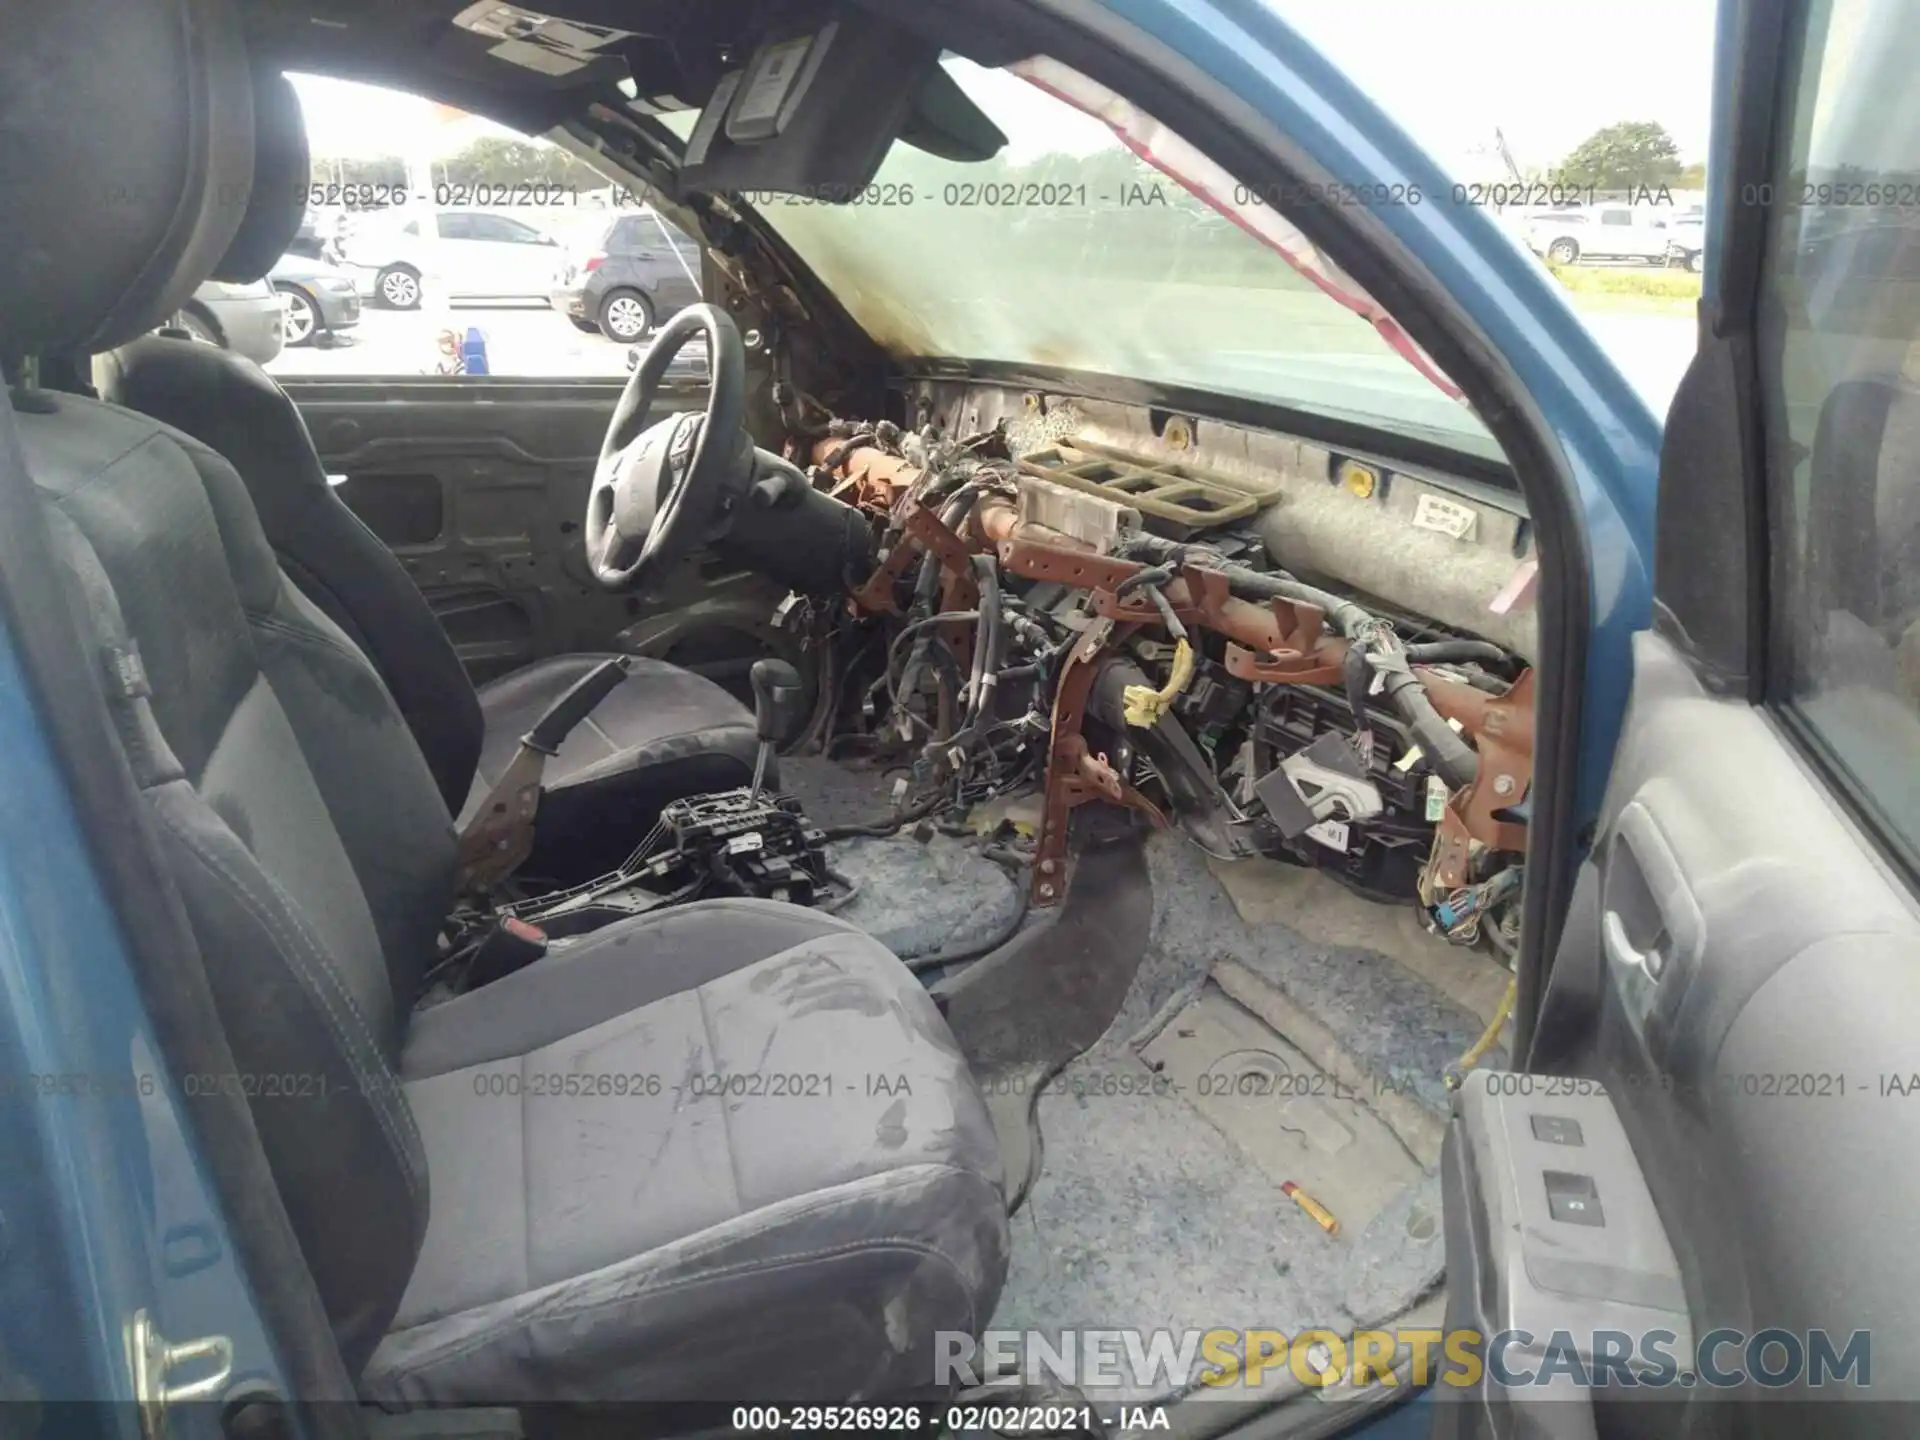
{"left": 455, "top": 655, "right": 631, "bottom": 895}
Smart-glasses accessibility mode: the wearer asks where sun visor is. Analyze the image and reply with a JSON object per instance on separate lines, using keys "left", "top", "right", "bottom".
{"left": 676, "top": 11, "right": 1001, "bottom": 199}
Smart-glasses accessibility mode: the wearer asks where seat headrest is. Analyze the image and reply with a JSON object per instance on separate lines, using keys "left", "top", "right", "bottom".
{"left": 0, "top": 0, "right": 255, "bottom": 356}
{"left": 214, "top": 71, "right": 310, "bottom": 284}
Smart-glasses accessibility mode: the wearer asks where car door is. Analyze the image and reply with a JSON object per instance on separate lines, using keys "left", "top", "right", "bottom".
{"left": 1594, "top": 205, "right": 1636, "bottom": 256}
{"left": 478, "top": 213, "right": 564, "bottom": 298}
{"left": 431, "top": 210, "right": 487, "bottom": 297}
{"left": 662, "top": 223, "right": 708, "bottom": 309}
{"left": 267, "top": 368, "right": 788, "bottom": 693}
{"left": 265, "top": 83, "right": 788, "bottom": 698}
{"left": 1436, "top": 0, "right": 1920, "bottom": 1432}
{"left": 608, "top": 212, "right": 703, "bottom": 312}
{"left": 1631, "top": 208, "right": 1671, "bottom": 259}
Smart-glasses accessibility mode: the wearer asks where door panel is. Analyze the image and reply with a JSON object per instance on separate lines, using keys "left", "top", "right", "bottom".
{"left": 1580, "top": 632, "right": 1919, "bottom": 1383}
{"left": 1440, "top": 630, "right": 1920, "bottom": 1433}
{"left": 283, "top": 376, "right": 785, "bottom": 699}
{"left": 1437, "top": 2, "right": 1920, "bottom": 1431}
{"left": 283, "top": 379, "right": 661, "bottom": 682}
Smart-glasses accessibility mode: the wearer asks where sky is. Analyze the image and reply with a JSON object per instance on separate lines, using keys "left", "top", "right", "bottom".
{"left": 292, "top": 0, "right": 1720, "bottom": 177}
{"left": 1266, "top": 0, "right": 1718, "bottom": 174}
{"left": 291, "top": 75, "right": 505, "bottom": 159}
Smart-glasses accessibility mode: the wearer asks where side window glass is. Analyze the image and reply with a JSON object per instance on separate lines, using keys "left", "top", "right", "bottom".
{"left": 269, "top": 75, "right": 706, "bottom": 377}
{"left": 1759, "top": 0, "right": 1920, "bottom": 858}
{"left": 493, "top": 217, "right": 548, "bottom": 245}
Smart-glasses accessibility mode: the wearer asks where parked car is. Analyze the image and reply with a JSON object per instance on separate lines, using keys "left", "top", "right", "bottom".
{"left": 1666, "top": 216, "right": 1705, "bottom": 271}
{"left": 176, "top": 276, "right": 286, "bottom": 365}
{"left": 625, "top": 333, "right": 711, "bottom": 379}
{"left": 339, "top": 207, "right": 566, "bottom": 308}
{"left": 1526, "top": 203, "right": 1675, "bottom": 264}
{"left": 285, "top": 207, "right": 349, "bottom": 265}
{"left": 268, "top": 252, "right": 362, "bottom": 346}
{"left": 1787, "top": 216, "right": 1920, "bottom": 335}
{"left": 550, "top": 210, "right": 704, "bottom": 342}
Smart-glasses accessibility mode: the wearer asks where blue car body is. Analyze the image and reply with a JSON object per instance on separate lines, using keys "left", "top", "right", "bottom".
{"left": 0, "top": 0, "right": 1678, "bottom": 1426}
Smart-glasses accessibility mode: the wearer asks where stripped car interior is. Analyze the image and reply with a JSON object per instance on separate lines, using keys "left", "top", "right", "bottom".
{"left": 2, "top": 0, "right": 1554, "bottom": 1429}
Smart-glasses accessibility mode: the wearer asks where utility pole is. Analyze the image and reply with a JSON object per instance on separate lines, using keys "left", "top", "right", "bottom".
{"left": 1493, "top": 128, "right": 1524, "bottom": 186}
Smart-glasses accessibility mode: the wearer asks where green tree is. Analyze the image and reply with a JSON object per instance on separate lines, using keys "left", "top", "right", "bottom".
{"left": 1674, "top": 161, "right": 1707, "bottom": 189}
{"left": 434, "top": 135, "right": 603, "bottom": 190}
{"left": 310, "top": 154, "right": 408, "bottom": 190}
{"left": 1557, "top": 121, "right": 1683, "bottom": 191}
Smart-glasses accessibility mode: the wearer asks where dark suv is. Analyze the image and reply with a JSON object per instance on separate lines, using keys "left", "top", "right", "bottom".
{"left": 549, "top": 211, "right": 703, "bottom": 342}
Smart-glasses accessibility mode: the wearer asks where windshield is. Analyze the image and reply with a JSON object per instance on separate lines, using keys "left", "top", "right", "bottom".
{"left": 707, "top": 59, "right": 1497, "bottom": 461}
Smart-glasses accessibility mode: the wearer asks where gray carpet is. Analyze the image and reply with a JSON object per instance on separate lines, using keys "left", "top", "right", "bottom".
{"left": 776, "top": 756, "right": 1467, "bottom": 1386}
{"left": 778, "top": 753, "right": 1023, "bottom": 962}
{"left": 778, "top": 752, "right": 909, "bottom": 830}
{"left": 996, "top": 1057, "right": 1355, "bottom": 1400}
{"left": 989, "top": 832, "right": 1469, "bottom": 1396}
{"left": 828, "top": 832, "right": 1021, "bottom": 962}
{"left": 1133, "top": 835, "right": 1502, "bottom": 1120}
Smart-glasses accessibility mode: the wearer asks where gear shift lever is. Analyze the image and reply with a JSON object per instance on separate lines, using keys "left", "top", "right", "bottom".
{"left": 747, "top": 658, "right": 804, "bottom": 800}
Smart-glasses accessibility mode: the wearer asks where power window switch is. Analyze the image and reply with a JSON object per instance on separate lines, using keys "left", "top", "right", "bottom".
{"left": 1530, "top": 1114, "right": 1585, "bottom": 1147}
{"left": 1543, "top": 1170, "right": 1605, "bottom": 1227}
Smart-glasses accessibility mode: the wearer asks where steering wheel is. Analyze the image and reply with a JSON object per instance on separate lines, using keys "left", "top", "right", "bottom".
{"left": 586, "top": 303, "right": 751, "bottom": 589}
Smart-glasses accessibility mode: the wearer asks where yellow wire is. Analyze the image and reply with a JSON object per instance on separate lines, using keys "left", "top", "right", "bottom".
{"left": 1458, "top": 977, "right": 1517, "bottom": 1073}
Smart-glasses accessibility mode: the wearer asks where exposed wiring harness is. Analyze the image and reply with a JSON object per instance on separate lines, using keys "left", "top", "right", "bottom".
{"left": 1112, "top": 567, "right": 1195, "bottom": 727}
{"left": 1115, "top": 531, "right": 1492, "bottom": 789}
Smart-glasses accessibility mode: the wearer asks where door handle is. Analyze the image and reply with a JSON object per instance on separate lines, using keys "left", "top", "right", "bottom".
{"left": 1601, "top": 801, "right": 1705, "bottom": 1020}
{"left": 1602, "top": 907, "right": 1665, "bottom": 978}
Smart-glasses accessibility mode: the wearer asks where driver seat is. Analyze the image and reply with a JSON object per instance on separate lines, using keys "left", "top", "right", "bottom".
{"left": 99, "top": 70, "right": 762, "bottom": 880}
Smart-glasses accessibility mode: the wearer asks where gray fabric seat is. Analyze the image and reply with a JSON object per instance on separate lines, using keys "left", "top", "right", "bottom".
{"left": 5, "top": 0, "right": 1007, "bottom": 1407}
{"left": 369, "top": 899, "right": 1006, "bottom": 1404}
{"left": 97, "top": 70, "right": 762, "bottom": 882}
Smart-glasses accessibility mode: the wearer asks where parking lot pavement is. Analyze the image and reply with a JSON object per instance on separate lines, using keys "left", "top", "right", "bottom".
{"left": 265, "top": 302, "right": 632, "bottom": 380}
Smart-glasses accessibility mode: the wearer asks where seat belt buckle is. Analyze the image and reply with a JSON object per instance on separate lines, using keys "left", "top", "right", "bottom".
{"left": 465, "top": 916, "right": 549, "bottom": 989}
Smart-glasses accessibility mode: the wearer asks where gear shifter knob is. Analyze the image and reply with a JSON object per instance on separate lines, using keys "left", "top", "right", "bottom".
{"left": 749, "top": 657, "right": 805, "bottom": 746}
{"left": 747, "top": 658, "right": 802, "bottom": 802}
